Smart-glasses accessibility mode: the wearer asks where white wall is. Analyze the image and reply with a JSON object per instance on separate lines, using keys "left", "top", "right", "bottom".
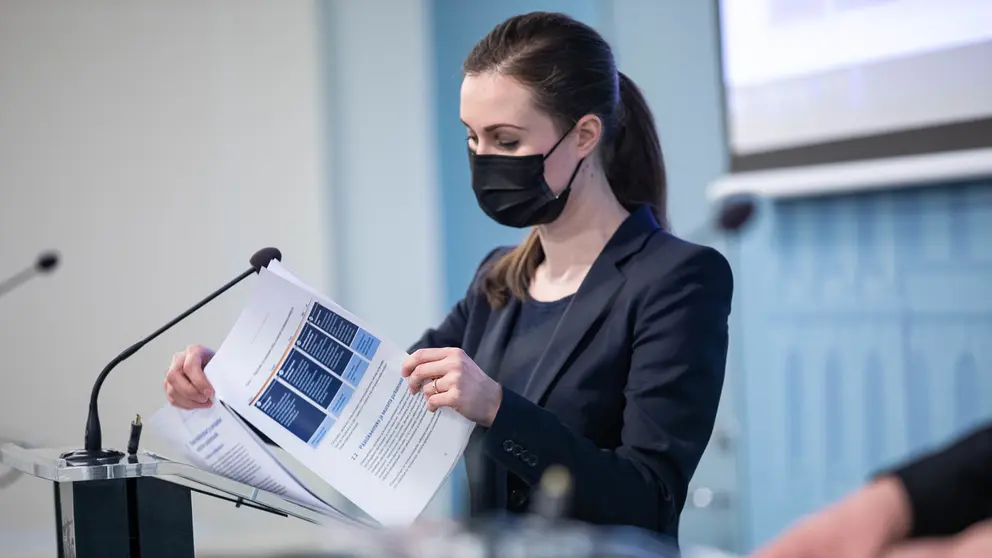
{"left": 0, "top": 1, "right": 334, "bottom": 555}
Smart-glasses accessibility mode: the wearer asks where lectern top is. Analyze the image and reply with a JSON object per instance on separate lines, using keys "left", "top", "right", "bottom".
{"left": 0, "top": 442, "right": 355, "bottom": 527}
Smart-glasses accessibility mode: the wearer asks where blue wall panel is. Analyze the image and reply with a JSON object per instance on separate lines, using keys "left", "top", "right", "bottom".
{"left": 738, "top": 181, "right": 992, "bottom": 547}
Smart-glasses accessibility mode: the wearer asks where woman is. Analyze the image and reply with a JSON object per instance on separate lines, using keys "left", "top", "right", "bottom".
{"left": 164, "top": 12, "right": 732, "bottom": 540}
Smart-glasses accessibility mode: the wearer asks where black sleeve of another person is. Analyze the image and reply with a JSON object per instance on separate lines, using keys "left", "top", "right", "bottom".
{"left": 887, "top": 422, "right": 992, "bottom": 538}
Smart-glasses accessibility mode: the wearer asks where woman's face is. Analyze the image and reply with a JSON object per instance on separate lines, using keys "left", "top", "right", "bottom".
{"left": 460, "top": 72, "right": 581, "bottom": 197}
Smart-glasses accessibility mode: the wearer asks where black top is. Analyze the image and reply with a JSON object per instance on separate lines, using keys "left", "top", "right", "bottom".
{"left": 498, "top": 295, "right": 574, "bottom": 393}
{"left": 409, "top": 205, "right": 734, "bottom": 539}
{"left": 888, "top": 421, "right": 992, "bottom": 538}
{"left": 489, "top": 294, "right": 574, "bottom": 513}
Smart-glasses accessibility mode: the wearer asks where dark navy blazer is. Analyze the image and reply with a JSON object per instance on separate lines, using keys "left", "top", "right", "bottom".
{"left": 409, "top": 205, "right": 733, "bottom": 538}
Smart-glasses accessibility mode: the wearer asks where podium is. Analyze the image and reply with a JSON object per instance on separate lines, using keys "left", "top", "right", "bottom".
{"left": 2, "top": 441, "right": 726, "bottom": 558}
{"left": 0, "top": 441, "right": 335, "bottom": 558}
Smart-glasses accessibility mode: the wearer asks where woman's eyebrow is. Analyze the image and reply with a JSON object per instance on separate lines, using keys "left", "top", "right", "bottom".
{"left": 461, "top": 120, "right": 527, "bottom": 132}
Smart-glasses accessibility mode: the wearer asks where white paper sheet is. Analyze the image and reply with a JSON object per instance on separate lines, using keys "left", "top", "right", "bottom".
{"left": 147, "top": 401, "right": 338, "bottom": 515}
{"left": 198, "top": 263, "right": 475, "bottom": 526}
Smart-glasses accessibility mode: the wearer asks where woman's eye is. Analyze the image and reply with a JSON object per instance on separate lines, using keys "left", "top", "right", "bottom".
{"left": 497, "top": 140, "right": 519, "bottom": 149}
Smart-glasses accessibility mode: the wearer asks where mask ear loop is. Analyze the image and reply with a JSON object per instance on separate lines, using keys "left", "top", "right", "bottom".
{"left": 555, "top": 158, "right": 584, "bottom": 200}
{"left": 542, "top": 120, "right": 580, "bottom": 161}
{"left": 545, "top": 120, "right": 584, "bottom": 200}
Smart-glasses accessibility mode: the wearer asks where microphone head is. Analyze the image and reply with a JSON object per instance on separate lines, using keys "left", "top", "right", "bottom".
{"left": 250, "top": 247, "right": 282, "bottom": 273}
{"left": 35, "top": 251, "right": 60, "bottom": 273}
{"left": 717, "top": 198, "right": 756, "bottom": 233}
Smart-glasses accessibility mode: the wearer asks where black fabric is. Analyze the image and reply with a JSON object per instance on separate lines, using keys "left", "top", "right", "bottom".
{"left": 488, "top": 294, "right": 573, "bottom": 513}
{"left": 468, "top": 147, "right": 577, "bottom": 228}
{"left": 497, "top": 295, "right": 574, "bottom": 393}
{"left": 409, "top": 204, "right": 733, "bottom": 539}
{"left": 888, "top": 422, "right": 992, "bottom": 538}
{"left": 467, "top": 123, "right": 580, "bottom": 228}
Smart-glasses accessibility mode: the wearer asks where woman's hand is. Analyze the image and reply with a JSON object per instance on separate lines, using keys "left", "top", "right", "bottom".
{"left": 164, "top": 345, "right": 216, "bottom": 409}
{"left": 401, "top": 347, "right": 502, "bottom": 427}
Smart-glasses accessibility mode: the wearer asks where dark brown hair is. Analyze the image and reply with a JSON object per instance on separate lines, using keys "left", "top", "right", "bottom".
{"left": 464, "top": 11, "right": 668, "bottom": 308}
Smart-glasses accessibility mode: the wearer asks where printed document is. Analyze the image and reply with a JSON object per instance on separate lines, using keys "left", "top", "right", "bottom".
{"left": 148, "top": 400, "right": 343, "bottom": 517}
{"left": 150, "top": 261, "right": 475, "bottom": 526}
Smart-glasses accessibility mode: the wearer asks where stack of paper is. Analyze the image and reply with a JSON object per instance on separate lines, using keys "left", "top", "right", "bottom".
{"left": 149, "top": 261, "right": 476, "bottom": 526}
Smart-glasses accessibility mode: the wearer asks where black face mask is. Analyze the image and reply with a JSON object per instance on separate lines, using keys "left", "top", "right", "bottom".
{"left": 468, "top": 128, "right": 583, "bottom": 228}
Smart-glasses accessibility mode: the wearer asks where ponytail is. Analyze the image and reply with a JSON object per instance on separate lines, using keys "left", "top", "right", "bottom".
{"left": 607, "top": 72, "right": 669, "bottom": 230}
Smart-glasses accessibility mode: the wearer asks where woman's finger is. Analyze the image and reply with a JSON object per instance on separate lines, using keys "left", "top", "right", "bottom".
{"left": 423, "top": 374, "right": 453, "bottom": 397}
{"left": 166, "top": 351, "right": 185, "bottom": 377}
{"left": 426, "top": 390, "right": 458, "bottom": 413}
{"left": 407, "top": 359, "right": 450, "bottom": 393}
{"left": 401, "top": 347, "right": 451, "bottom": 377}
{"left": 172, "top": 368, "right": 209, "bottom": 404}
{"left": 183, "top": 346, "right": 214, "bottom": 398}
{"left": 167, "top": 351, "right": 210, "bottom": 405}
{"left": 164, "top": 382, "right": 181, "bottom": 408}
{"left": 165, "top": 380, "right": 210, "bottom": 409}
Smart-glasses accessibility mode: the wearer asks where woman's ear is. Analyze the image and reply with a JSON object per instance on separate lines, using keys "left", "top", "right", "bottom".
{"left": 575, "top": 114, "right": 603, "bottom": 159}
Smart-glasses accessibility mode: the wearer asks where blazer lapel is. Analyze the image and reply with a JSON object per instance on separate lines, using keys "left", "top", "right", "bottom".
{"left": 521, "top": 261, "right": 625, "bottom": 404}
{"left": 521, "top": 205, "right": 661, "bottom": 405}
{"left": 473, "top": 297, "right": 520, "bottom": 381}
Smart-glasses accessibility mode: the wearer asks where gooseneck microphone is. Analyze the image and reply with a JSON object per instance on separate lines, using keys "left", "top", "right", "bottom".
{"left": 0, "top": 251, "right": 60, "bottom": 300}
{"left": 62, "top": 247, "right": 282, "bottom": 465}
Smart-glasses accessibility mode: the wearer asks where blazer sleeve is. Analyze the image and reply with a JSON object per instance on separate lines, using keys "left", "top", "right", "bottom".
{"left": 481, "top": 246, "right": 733, "bottom": 531}
{"left": 407, "top": 247, "right": 506, "bottom": 353}
{"left": 888, "top": 422, "right": 992, "bottom": 538}
{"left": 407, "top": 295, "right": 470, "bottom": 353}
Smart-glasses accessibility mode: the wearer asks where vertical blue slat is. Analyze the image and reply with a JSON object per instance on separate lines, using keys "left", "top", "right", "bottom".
{"left": 863, "top": 351, "right": 887, "bottom": 471}
{"left": 739, "top": 180, "right": 992, "bottom": 548}
{"left": 954, "top": 354, "right": 980, "bottom": 430}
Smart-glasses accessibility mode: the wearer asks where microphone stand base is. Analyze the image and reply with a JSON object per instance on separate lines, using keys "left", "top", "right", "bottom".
{"left": 60, "top": 448, "right": 126, "bottom": 466}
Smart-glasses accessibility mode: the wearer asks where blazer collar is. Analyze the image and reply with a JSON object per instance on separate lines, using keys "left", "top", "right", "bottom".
{"left": 476, "top": 204, "right": 661, "bottom": 406}
{"left": 595, "top": 204, "right": 662, "bottom": 267}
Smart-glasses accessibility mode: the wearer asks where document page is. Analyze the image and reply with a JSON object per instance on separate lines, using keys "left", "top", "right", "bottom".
{"left": 147, "top": 400, "right": 339, "bottom": 516}
{"left": 202, "top": 263, "right": 475, "bottom": 526}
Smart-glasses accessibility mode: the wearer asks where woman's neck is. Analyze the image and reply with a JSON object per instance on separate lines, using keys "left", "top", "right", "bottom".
{"left": 536, "top": 168, "right": 628, "bottom": 283}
